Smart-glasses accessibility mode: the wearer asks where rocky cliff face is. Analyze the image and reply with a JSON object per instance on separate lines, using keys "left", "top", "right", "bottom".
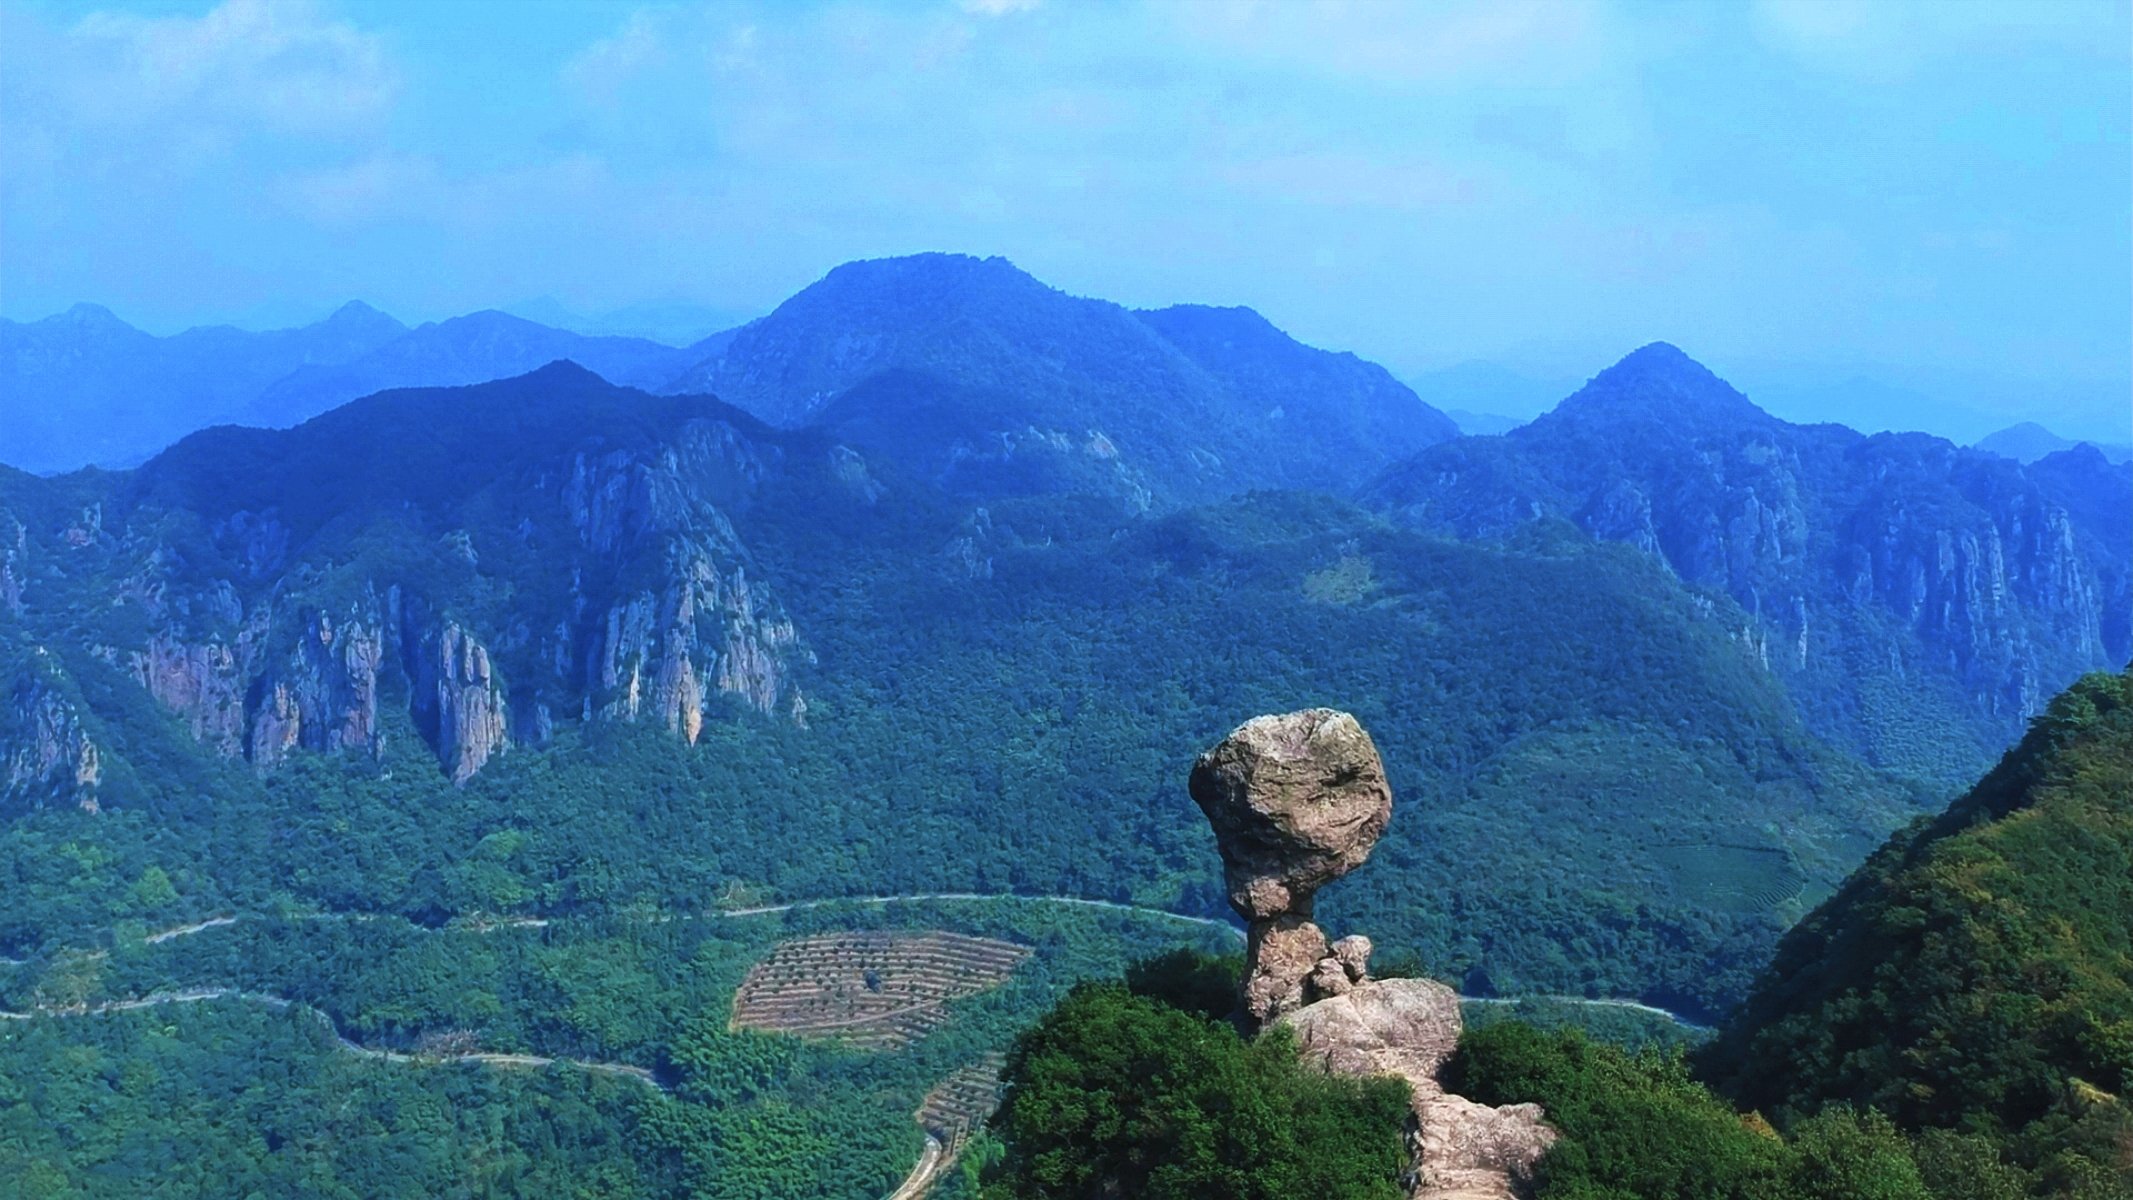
{"left": 1, "top": 513, "right": 24, "bottom": 617}
{"left": 130, "top": 630, "right": 254, "bottom": 757}
{"left": 563, "top": 418, "right": 813, "bottom": 735}
{"left": 1365, "top": 344, "right": 2131, "bottom": 776}
{"left": 415, "top": 621, "right": 509, "bottom": 783}
{"left": 249, "top": 606, "right": 388, "bottom": 770}
{"left": 2, "top": 660, "right": 102, "bottom": 812}
{"left": 0, "top": 370, "right": 817, "bottom": 794}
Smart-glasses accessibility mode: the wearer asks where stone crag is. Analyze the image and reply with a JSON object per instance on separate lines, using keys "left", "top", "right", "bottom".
{"left": 2, "top": 657, "right": 102, "bottom": 813}
{"left": 1188, "top": 707, "right": 1392, "bottom": 1025}
{"left": 0, "top": 381, "right": 817, "bottom": 793}
{"left": 1190, "top": 708, "right": 1555, "bottom": 1200}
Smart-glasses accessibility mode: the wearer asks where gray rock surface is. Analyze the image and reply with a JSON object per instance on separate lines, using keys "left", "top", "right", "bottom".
{"left": 1189, "top": 708, "right": 1393, "bottom": 921}
{"left": 1283, "top": 978, "right": 1555, "bottom": 1200}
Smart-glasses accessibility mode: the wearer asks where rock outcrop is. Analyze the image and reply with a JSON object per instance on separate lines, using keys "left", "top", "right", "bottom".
{"left": 1, "top": 512, "right": 24, "bottom": 616}
{"left": 1192, "top": 708, "right": 1554, "bottom": 1200}
{"left": 129, "top": 631, "right": 254, "bottom": 758}
{"left": 414, "top": 622, "right": 509, "bottom": 784}
{"left": 1284, "top": 980, "right": 1554, "bottom": 1200}
{"left": 3, "top": 662, "right": 102, "bottom": 812}
{"left": 1188, "top": 708, "right": 1392, "bottom": 1025}
{"left": 247, "top": 608, "right": 387, "bottom": 770}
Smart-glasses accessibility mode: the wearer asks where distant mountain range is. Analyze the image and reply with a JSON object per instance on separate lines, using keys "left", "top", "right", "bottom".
{"left": 1974, "top": 419, "right": 2132, "bottom": 465}
{"left": 670, "top": 253, "right": 1460, "bottom": 506}
{"left": 4, "top": 256, "right": 1459, "bottom": 498}
{"left": 6, "top": 256, "right": 2123, "bottom": 785}
{"left": 0, "top": 302, "right": 721, "bottom": 474}
{"left": 1365, "top": 343, "right": 2132, "bottom": 784}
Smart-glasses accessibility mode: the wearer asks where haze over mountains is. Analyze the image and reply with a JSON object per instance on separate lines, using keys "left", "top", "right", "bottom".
{"left": 5, "top": 254, "right": 2124, "bottom": 789}
{"left": 2, "top": 250, "right": 2127, "bottom": 1199}
{"left": 1367, "top": 343, "right": 2131, "bottom": 782}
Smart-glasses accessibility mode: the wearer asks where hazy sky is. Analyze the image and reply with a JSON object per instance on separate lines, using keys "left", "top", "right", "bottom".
{"left": 3, "top": 0, "right": 2128, "bottom": 439}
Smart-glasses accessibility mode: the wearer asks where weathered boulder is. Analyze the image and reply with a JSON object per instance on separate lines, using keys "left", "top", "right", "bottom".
{"left": 1245, "top": 916, "right": 1331, "bottom": 1023}
{"left": 1189, "top": 708, "right": 1392, "bottom": 920}
{"left": 1332, "top": 934, "right": 1374, "bottom": 981}
{"left": 1282, "top": 978, "right": 1555, "bottom": 1200}
{"left": 1191, "top": 708, "right": 1392, "bottom": 1024}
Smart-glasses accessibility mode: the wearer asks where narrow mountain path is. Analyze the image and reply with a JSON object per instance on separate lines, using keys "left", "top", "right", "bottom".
{"left": 41, "top": 897, "right": 1710, "bottom": 1028}
{"left": 0, "top": 989, "right": 662, "bottom": 1090}
{"left": 143, "top": 915, "right": 240, "bottom": 943}
{"left": 884, "top": 1135, "right": 946, "bottom": 1200}
{"left": 1460, "top": 993, "right": 1711, "bottom": 1030}
{"left": 719, "top": 891, "right": 1247, "bottom": 939}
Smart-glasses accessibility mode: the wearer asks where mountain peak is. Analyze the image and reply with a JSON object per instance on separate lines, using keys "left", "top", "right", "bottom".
{"left": 1550, "top": 342, "right": 1774, "bottom": 431}
{"left": 52, "top": 302, "right": 133, "bottom": 333}
{"left": 805, "top": 253, "right": 1055, "bottom": 307}
{"left": 1600, "top": 341, "right": 1712, "bottom": 381}
{"left": 318, "top": 300, "right": 405, "bottom": 334}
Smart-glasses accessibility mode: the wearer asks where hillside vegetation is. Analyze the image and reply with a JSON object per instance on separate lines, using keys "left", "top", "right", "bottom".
{"left": 1703, "top": 669, "right": 2133, "bottom": 1194}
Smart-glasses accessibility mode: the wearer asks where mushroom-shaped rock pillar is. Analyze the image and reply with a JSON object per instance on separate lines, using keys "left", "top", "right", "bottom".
{"left": 1189, "top": 708, "right": 1392, "bottom": 1026}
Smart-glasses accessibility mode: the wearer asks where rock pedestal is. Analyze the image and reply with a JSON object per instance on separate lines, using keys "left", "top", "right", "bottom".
{"left": 1282, "top": 979, "right": 1555, "bottom": 1200}
{"left": 1191, "top": 709, "right": 1555, "bottom": 1200}
{"left": 1188, "top": 708, "right": 1392, "bottom": 1025}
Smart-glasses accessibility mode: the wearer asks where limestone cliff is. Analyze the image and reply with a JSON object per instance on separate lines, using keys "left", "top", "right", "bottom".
{"left": 412, "top": 621, "right": 509, "bottom": 783}
{"left": 129, "top": 626, "right": 257, "bottom": 758}
{"left": 2, "top": 658, "right": 102, "bottom": 812}
{"left": 565, "top": 416, "right": 813, "bottom": 732}
{"left": 1, "top": 512, "right": 24, "bottom": 616}
{"left": 248, "top": 607, "right": 388, "bottom": 770}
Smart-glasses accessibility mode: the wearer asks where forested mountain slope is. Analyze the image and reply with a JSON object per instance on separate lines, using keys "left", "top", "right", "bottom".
{"left": 670, "top": 253, "right": 1459, "bottom": 506}
{"left": 1365, "top": 343, "right": 2131, "bottom": 786}
{"left": 0, "top": 365, "right": 1918, "bottom": 1017}
{"left": 1702, "top": 668, "right": 2133, "bottom": 1193}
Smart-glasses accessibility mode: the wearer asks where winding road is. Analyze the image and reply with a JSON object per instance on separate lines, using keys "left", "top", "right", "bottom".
{"left": 0, "top": 987, "right": 661, "bottom": 1089}
{"left": 11, "top": 893, "right": 1707, "bottom": 1200}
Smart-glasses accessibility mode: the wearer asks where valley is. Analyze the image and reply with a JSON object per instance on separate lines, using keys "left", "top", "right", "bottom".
{"left": 0, "top": 256, "right": 2124, "bottom": 1200}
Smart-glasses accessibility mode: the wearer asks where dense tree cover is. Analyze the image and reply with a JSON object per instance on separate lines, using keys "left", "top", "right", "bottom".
{"left": 981, "top": 982, "right": 1411, "bottom": 1200}
{"left": 0, "top": 902, "right": 1235, "bottom": 1200}
{"left": 0, "top": 999, "right": 665, "bottom": 1199}
{"left": 0, "top": 484, "right": 1920, "bottom": 1018}
{"left": 0, "top": 367, "right": 1979, "bottom": 1197}
{"left": 1700, "top": 670, "right": 2133, "bottom": 1195}
{"left": 1445, "top": 1024, "right": 2048, "bottom": 1200}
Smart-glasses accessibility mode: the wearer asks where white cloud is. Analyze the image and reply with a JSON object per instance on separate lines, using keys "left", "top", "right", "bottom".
{"left": 562, "top": 8, "right": 669, "bottom": 104}
{"left": 1171, "top": 0, "right": 1618, "bottom": 86}
{"left": 63, "top": 0, "right": 397, "bottom": 132}
{"left": 1752, "top": 0, "right": 2125, "bottom": 78}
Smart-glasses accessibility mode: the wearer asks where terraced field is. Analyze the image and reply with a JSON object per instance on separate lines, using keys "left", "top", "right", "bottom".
{"left": 1651, "top": 842, "right": 1809, "bottom": 914}
{"left": 729, "top": 931, "right": 1032, "bottom": 1048}
{"left": 918, "top": 1053, "right": 1009, "bottom": 1142}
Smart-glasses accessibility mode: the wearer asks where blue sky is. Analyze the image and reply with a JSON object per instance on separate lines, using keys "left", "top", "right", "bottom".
{"left": 2, "top": 0, "right": 2128, "bottom": 440}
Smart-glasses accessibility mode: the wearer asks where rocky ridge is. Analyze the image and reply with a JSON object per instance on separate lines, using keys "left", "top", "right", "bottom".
{"left": 1192, "top": 708, "right": 1554, "bottom": 1199}
{"left": 0, "top": 370, "right": 817, "bottom": 794}
{"left": 2, "top": 653, "right": 102, "bottom": 812}
{"left": 1364, "top": 344, "right": 2131, "bottom": 777}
